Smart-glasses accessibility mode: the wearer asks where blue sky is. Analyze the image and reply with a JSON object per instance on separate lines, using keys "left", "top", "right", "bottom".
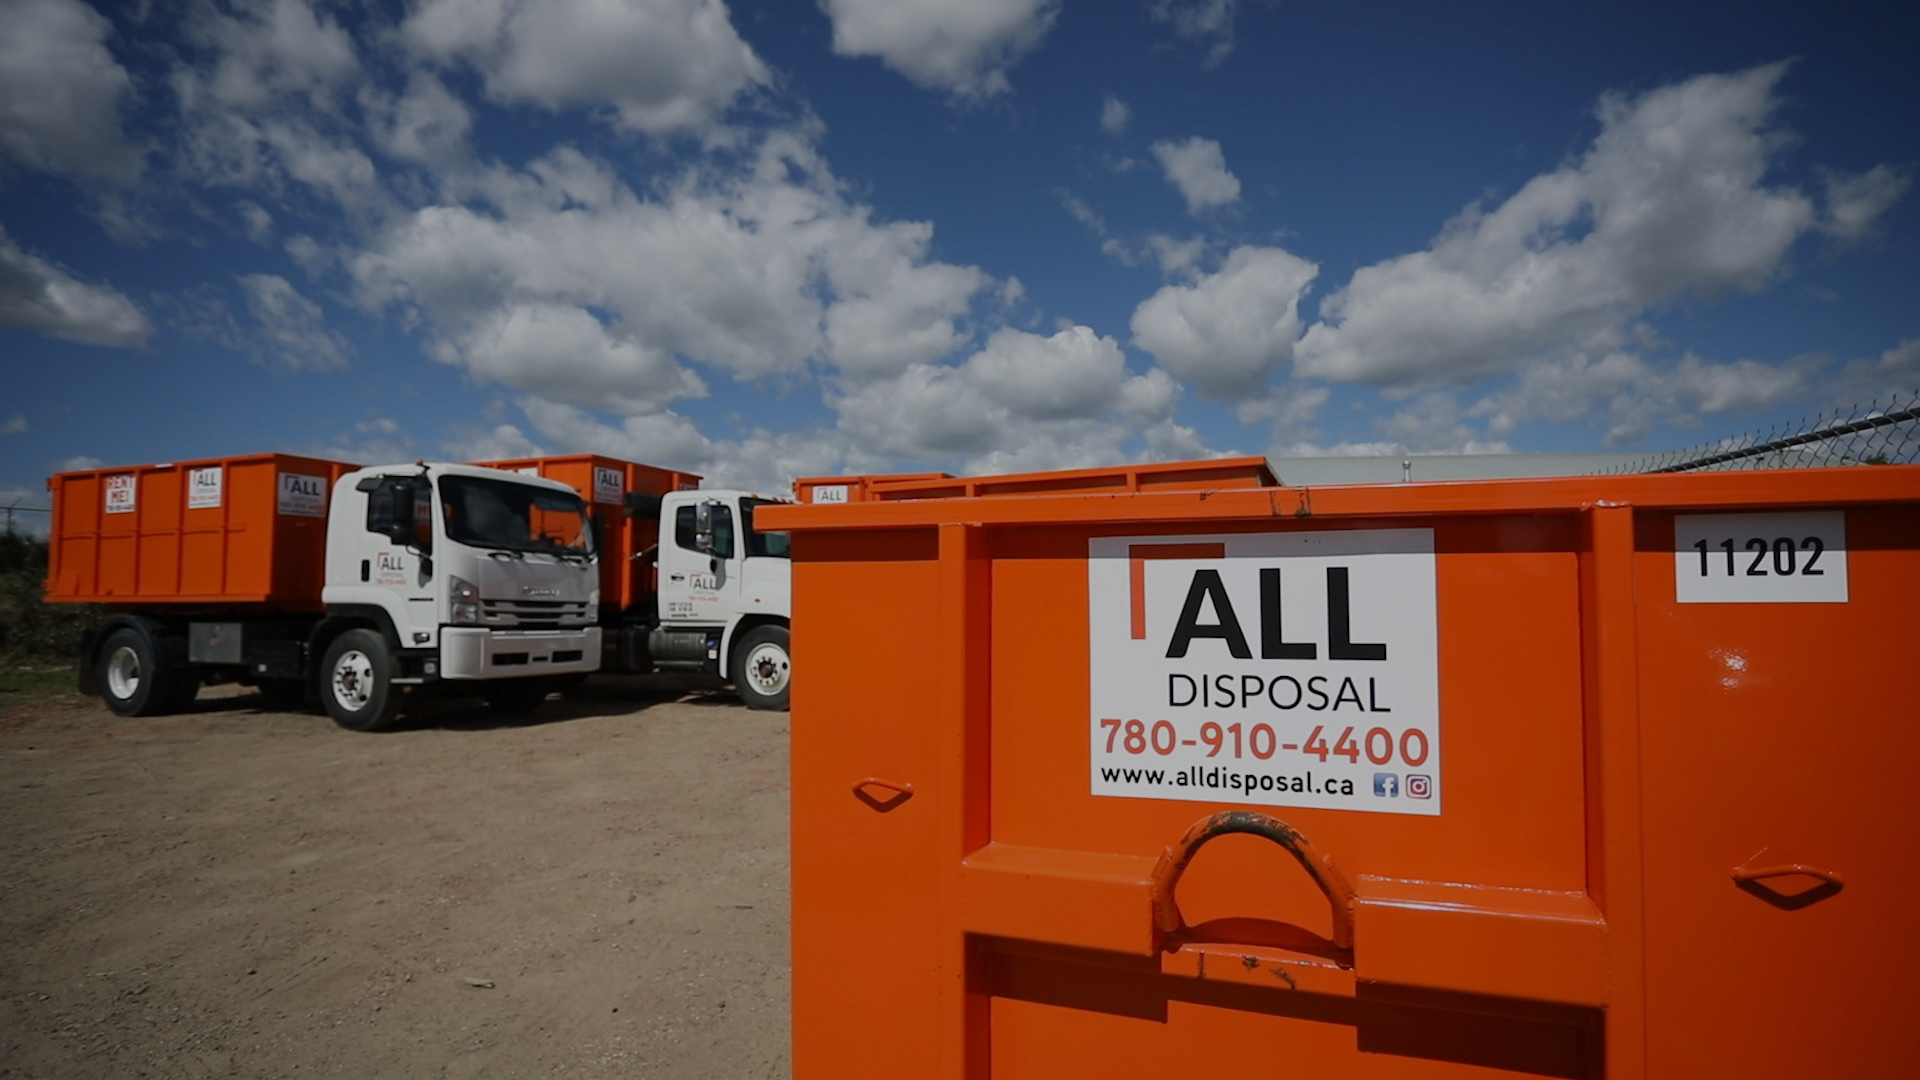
{"left": 3, "top": 0, "right": 1916, "bottom": 525}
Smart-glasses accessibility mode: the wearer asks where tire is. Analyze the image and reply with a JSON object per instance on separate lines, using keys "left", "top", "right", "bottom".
{"left": 731, "top": 625, "right": 790, "bottom": 711}
{"left": 320, "top": 629, "right": 401, "bottom": 732}
{"left": 99, "top": 626, "right": 177, "bottom": 717}
{"left": 485, "top": 678, "right": 551, "bottom": 715}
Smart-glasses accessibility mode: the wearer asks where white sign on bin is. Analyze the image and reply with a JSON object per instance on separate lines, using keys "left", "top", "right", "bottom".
{"left": 187, "top": 466, "right": 223, "bottom": 509}
{"left": 277, "top": 473, "right": 327, "bottom": 517}
{"left": 594, "top": 466, "right": 623, "bottom": 504}
{"left": 811, "top": 484, "right": 850, "bottom": 504}
{"left": 104, "top": 474, "right": 136, "bottom": 514}
{"left": 1088, "top": 529, "right": 1441, "bottom": 816}
{"left": 1674, "top": 511, "right": 1848, "bottom": 603}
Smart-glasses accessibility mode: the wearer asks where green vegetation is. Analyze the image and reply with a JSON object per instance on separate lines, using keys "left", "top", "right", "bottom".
{"left": 0, "top": 531, "right": 99, "bottom": 684}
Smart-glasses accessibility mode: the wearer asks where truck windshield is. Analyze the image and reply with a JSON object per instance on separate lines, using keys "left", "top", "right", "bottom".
{"left": 440, "top": 476, "right": 595, "bottom": 558}
{"left": 741, "top": 498, "right": 791, "bottom": 559}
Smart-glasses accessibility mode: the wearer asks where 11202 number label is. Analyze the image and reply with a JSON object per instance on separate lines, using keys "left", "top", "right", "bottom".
{"left": 1674, "top": 511, "right": 1847, "bottom": 604}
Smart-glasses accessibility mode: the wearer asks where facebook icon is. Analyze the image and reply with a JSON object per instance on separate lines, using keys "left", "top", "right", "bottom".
{"left": 1373, "top": 773, "right": 1399, "bottom": 797}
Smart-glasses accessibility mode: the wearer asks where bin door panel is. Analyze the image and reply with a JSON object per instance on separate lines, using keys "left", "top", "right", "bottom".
{"left": 789, "top": 529, "right": 945, "bottom": 1080}
{"left": 1636, "top": 507, "right": 1920, "bottom": 1078}
{"left": 978, "top": 518, "right": 1598, "bottom": 1077}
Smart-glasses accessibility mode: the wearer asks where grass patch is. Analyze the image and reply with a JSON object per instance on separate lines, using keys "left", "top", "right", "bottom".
{"left": 0, "top": 663, "right": 82, "bottom": 703}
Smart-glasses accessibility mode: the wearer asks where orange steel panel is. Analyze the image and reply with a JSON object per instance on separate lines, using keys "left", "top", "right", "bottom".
{"left": 782, "top": 465, "right": 1918, "bottom": 1079}
{"left": 1631, "top": 504, "right": 1919, "bottom": 1077}
{"left": 792, "top": 456, "right": 1277, "bottom": 505}
{"left": 789, "top": 528, "right": 945, "bottom": 1080}
{"left": 45, "top": 454, "right": 353, "bottom": 608}
{"left": 793, "top": 471, "right": 952, "bottom": 504}
{"left": 475, "top": 454, "right": 701, "bottom": 613}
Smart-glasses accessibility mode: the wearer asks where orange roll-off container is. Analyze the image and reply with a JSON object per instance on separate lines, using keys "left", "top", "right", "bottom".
{"left": 792, "top": 456, "right": 1276, "bottom": 504}
{"left": 45, "top": 454, "right": 357, "bottom": 608}
{"left": 474, "top": 454, "right": 702, "bottom": 615}
{"left": 758, "top": 463, "right": 1920, "bottom": 1080}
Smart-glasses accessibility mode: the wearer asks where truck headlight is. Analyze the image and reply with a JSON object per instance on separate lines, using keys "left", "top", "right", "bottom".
{"left": 450, "top": 575, "right": 480, "bottom": 625}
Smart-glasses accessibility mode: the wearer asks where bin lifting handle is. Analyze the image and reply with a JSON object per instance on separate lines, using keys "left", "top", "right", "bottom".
{"left": 1150, "top": 810, "right": 1357, "bottom": 952}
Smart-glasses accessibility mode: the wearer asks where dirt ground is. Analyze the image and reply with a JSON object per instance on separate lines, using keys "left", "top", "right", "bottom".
{"left": 0, "top": 676, "right": 790, "bottom": 1079}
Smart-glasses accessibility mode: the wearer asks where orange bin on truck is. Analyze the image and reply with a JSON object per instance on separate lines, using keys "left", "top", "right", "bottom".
{"left": 47, "top": 453, "right": 605, "bottom": 728}
{"left": 759, "top": 461, "right": 1920, "bottom": 1079}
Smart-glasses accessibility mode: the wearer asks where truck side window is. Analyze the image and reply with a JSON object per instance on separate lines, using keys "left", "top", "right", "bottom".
{"left": 674, "top": 503, "right": 735, "bottom": 559}
{"left": 366, "top": 477, "right": 433, "bottom": 553}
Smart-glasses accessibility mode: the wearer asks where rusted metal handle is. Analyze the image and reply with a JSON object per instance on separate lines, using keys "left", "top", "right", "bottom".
{"left": 1150, "top": 810, "right": 1357, "bottom": 951}
{"left": 1732, "top": 863, "right": 1843, "bottom": 887}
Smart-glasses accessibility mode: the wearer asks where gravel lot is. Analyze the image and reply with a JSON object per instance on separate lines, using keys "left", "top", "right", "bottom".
{"left": 0, "top": 677, "right": 790, "bottom": 1079}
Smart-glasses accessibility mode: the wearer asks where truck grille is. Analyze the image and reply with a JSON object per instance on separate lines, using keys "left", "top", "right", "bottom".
{"left": 480, "top": 598, "right": 592, "bottom": 631}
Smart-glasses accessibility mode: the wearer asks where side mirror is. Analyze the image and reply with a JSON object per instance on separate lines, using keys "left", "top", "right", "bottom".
{"left": 693, "top": 500, "right": 714, "bottom": 553}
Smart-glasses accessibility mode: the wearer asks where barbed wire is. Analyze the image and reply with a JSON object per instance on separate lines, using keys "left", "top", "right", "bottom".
{"left": 1604, "top": 391, "right": 1920, "bottom": 474}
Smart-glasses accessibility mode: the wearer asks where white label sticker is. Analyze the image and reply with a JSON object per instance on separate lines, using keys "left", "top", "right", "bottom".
{"left": 811, "top": 484, "right": 850, "bottom": 504}
{"left": 514, "top": 466, "right": 540, "bottom": 477}
{"left": 1674, "top": 511, "right": 1847, "bottom": 603}
{"left": 187, "top": 466, "right": 223, "bottom": 509}
{"left": 1089, "top": 529, "right": 1441, "bottom": 816}
{"left": 104, "top": 474, "right": 136, "bottom": 514}
{"left": 593, "top": 466, "right": 623, "bottom": 504}
{"left": 277, "top": 472, "right": 328, "bottom": 517}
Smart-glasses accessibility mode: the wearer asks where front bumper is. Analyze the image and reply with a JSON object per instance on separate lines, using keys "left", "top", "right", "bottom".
{"left": 439, "top": 627, "right": 602, "bottom": 680}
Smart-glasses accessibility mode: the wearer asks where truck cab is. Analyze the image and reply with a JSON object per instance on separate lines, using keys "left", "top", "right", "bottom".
{"left": 648, "top": 491, "right": 793, "bottom": 709}
{"left": 319, "top": 464, "right": 602, "bottom": 725}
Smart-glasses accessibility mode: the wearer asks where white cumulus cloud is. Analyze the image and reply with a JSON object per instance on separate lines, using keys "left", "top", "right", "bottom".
{"left": 1149, "top": 0, "right": 1238, "bottom": 67}
{"left": 1819, "top": 164, "right": 1912, "bottom": 245}
{"left": 821, "top": 0, "right": 1059, "bottom": 100}
{"left": 1100, "top": 95, "right": 1130, "bottom": 135}
{"left": 404, "top": 0, "right": 766, "bottom": 134}
{"left": 351, "top": 133, "right": 991, "bottom": 412}
{"left": 236, "top": 273, "right": 353, "bottom": 371}
{"left": 0, "top": 0, "right": 142, "bottom": 180}
{"left": 832, "top": 324, "right": 1181, "bottom": 468}
{"left": 1151, "top": 137, "right": 1240, "bottom": 213}
{"left": 1131, "top": 245, "right": 1318, "bottom": 401}
{"left": 1294, "top": 64, "right": 1860, "bottom": 390}
{"left": 0, "top": 226, "right": 151, "bottom": 346}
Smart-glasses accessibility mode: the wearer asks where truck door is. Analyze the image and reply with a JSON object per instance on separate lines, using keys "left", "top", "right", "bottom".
{"left": 658, "top": 498, "right": 741, "bottom": 625}
{"left": 359, "top": 473, "right": 439, "bottom": 643}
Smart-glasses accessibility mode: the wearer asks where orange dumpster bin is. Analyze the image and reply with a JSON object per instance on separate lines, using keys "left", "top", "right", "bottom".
{"left": 759, "top": 462, "right": 1920, "bottom": 1079}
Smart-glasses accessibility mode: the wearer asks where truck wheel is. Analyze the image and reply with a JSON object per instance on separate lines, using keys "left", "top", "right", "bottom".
{"left": 731, "top": 625, "right": 790, "bottom": 711}
{"left": 99, "top": 626, "right": 176, "bottom": 717}
{"left": 485, "top": 679, "right": 550, "bottom": 715}
{"left": 321, "top": 629, "right": 401, "bottom": 732}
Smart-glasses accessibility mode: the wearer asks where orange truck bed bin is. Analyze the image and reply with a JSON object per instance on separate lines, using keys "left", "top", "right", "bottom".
{"left": 45, "top": 454, "right": 356, "bottom": 608}
{"left": 761, "top": 463, "right": 1920, "bottom": 1079}
{"left": 793, "top": 456, "right": 1276, "bottom": 504}
{"left": 475, "top": 454, "right": 701, "bottom": 613}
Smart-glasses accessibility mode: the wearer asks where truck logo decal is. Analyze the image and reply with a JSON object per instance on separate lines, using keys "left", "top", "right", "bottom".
{"left": 1090, "top": 529, "right": 1441, "bottom": 816}
{"left": 522, "top": 586, "right": 560, "bottom": 597}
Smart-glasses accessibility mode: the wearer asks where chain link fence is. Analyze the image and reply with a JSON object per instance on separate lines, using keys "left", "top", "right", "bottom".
{"left": 1607, "top": 391, "right": 1920, "bottom": 473}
